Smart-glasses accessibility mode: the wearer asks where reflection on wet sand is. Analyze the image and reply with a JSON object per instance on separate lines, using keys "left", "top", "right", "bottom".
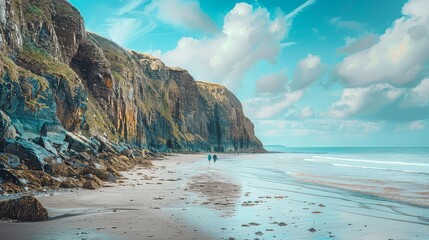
{"left": 186, "top": 172, "right": 241, "bottom": 214}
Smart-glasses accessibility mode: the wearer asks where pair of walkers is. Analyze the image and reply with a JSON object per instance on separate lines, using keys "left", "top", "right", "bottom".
{"left": 207, "top": 154, "right": 217, "bottom": 164}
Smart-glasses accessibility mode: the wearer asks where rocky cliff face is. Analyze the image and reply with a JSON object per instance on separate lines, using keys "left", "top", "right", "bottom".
{"left": 0, "top": 0, "right": 264, "bottom": 153}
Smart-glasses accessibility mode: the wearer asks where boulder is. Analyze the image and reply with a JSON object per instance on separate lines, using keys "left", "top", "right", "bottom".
{"left": 2, "top": 125, "right": 16, "bottom": 140}
{"left": 40, "top": 122, "right": 66, "bottom": 145}
{"left": 3, "top": 138, "right": 55, "bottom": 170}
{"left": 0, "top": 110, "right": 12, "bottom": 140}
{"left": 94, "top": 135, "right": 119, "bottom": 153}
{"left": 65, "top": 132, "right": 98, "bottom": 153}
{"left": 0, "top": 153, "right": 20, "bottom": 168}
{"left": 59, "top": 178, "right": 82, "bottom": 188}
{"left": 81, "top": 166, "right": 111, "bottom": 181}
{"left": 0, "top": 196, "right": 48, "bottom": 221}
{"left": 82, "top": 180, "right": 99, "bottom": 190}
{"left": 34, "top": 137, "right": 58, "bottom": 155}
{"left": 0, "top": 169, "right": 23, "bottom": 185}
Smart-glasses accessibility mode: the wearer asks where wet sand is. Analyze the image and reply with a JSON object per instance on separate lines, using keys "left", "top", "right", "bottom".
{"left": 1, "top": 153, "right": 428, "bottom": 240}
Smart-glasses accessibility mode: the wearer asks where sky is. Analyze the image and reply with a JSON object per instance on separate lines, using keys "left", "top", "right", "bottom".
{"left": 68, "top": 0, "right": 429, "bottom": 147}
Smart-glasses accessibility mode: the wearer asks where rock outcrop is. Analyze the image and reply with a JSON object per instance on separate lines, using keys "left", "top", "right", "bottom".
{"left": 0, "top": 0, "right": 263, "bottom": 155}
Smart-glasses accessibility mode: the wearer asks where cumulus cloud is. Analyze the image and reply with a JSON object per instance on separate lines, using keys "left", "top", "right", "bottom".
{"left": 160, "top": 2, "right": 287, "bottom": 89}
{"left": 244, "top": 91, "right": 304, "bottom": 119}
{"left": 255, "top": 69, "right": 288, "bottom": 95}
{"left": 338, "top": 34, "right": 379, "bottom": 54}
{"left": 146, "top": 0, "right": 218, "bottom": 34}
{"left": 290, "top": 54, "right": 326, "bottom": 91}
{"left": 327, "top": 84, "right": 403, "bottom": 119}
{"left": 335, "top": 0, "right": 429, "bottom": 87}
{"left": 159, "top": 1, "right": 316, "bottom": 89}
{"left": 245, "top": 53, "right": 325, "bottom": 119}
{"left": 326, "top": 78, "right": 429, "bottom": 121}
{"left": 106, "top": 18, "right": 156, "bottom": 45}
{"left": 329, "top": 17, "right": 366, "bottom": 32}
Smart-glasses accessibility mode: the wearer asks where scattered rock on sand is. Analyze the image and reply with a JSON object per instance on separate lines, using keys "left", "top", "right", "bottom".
{"left": 248, "top": 222, "right": 261, "bottom": 226}
{"left": 60, "top": 178, "right": 82, "bottom": 188}
{"left": 308, "top": 227, "right": 317, "bottom": 232}
{"left": 82, "top": 180, "right": 99, "bottom": 190}
{"left": 0, "top": 196, "right": 48, "bottom": 221}
{"left": 278, "top": 222, "right": 287, "bottom": 227}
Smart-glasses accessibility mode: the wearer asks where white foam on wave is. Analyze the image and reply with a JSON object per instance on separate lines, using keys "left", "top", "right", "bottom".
{"left": 313, "top": 156, "right": 429, "bottom": 167}
{"left": 331, "top": 163, "right": 427, "bottom": 174}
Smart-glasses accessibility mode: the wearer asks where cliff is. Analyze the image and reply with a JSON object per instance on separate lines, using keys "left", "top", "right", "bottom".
{"left": 0, "top": 0, "right": 263, "bottom": 153}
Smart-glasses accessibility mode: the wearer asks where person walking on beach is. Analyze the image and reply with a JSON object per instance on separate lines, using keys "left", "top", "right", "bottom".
{"left": 213, "top": 154, "right": 217, "bottom": 164}
{"left": 208, "top": 154, "right": 212, "bottom": 165}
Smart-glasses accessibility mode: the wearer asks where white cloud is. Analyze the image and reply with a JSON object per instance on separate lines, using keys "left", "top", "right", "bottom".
{"left": 401, "top": 78, "right": 429, "bottom": 107}
{"left": 106, "top": 18, "right": 156, "bottom": 45}
{"left": 116, "top": 0, "right": 148, "bottom": 16}
{"left": 246, "top": 53, "right": 324, "bottom": 119}
{"left": 244, "top": 90, "right": 304, "bottom": 119}
{"left": 158, "top": 1, "right": 315, "bottom": 89}
{"left": 329, "top": 17, "right": 366, "bottom": 32}
{"left": 282, "top": 106, "right": 314, "bottom": 119}
{"left": 254, "top": 119, "right": 381, "bottom": 138}
{"left": 335, "top": 0, "right": 429, "bottom": 87}
{"left": 290, "top": 54, "right": 326, "bottom": 91}
{"left": 327, "top": 84, "right": 403, "bottom": 119}
{"left": 300, "top": 106, "right": 314, "bottom": 118}
{"left": 396, "top": 120, "right": 426, "bottom": 132}
{"left": 146, "top": 0, "right": 218, "bottom": 34}
{"left": 255, "top": 69, "right": 288, "bottom": 95}
{"left": 402, "top": 0, "right": 429, "bottom": 18}
{"left": 327, "top": 78, "right": 429, "bottom": 121}
{"left": 338, "top": 34, "right": 379, "bottom": 54}
{"left": 281, "top": 42, "right": 297, "bottom": 48}
{"left": 285, "top": 0, "right": 317, "bottom": 21}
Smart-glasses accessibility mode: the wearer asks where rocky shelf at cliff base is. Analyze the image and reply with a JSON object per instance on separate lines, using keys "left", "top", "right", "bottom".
{"left": 0, "top": 0, "right": 264, "bottom": 195}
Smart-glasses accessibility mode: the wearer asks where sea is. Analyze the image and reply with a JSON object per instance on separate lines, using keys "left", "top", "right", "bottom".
{"left": 169, "top": 147, "right": 429, "bottom": 239}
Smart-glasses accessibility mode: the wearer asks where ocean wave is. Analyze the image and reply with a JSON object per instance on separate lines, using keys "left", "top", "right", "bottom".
{"left": 332, "top": 163, "right": 429, "bottom": 175}
{"left": 313, "top": 156, "right": 429, "bottom": 167}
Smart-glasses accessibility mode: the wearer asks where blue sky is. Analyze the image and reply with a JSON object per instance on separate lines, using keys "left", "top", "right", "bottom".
{"left": 68, "top": 0, "right": 429, "bottom": 147}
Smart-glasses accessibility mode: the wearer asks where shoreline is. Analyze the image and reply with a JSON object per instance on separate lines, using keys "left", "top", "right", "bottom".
{"left": 1, "top": 153, "right": 428, "bottom": 240}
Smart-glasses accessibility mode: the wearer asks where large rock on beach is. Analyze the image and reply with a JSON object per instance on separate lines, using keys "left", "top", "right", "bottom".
{"left": 0, "top": 196, "right": 48, "bottom": 221}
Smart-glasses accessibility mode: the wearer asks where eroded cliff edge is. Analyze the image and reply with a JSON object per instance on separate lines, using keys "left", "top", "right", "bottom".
{"left": 0, "top": 0, "right": 264, "bottom": 153}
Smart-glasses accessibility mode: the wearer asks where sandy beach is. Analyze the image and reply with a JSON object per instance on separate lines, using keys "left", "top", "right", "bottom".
{"left": 1, "top": 153, "right": 428, "bottom": 240}
{"left": 0, "top": 154, "right": 212, "bottom": 240}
